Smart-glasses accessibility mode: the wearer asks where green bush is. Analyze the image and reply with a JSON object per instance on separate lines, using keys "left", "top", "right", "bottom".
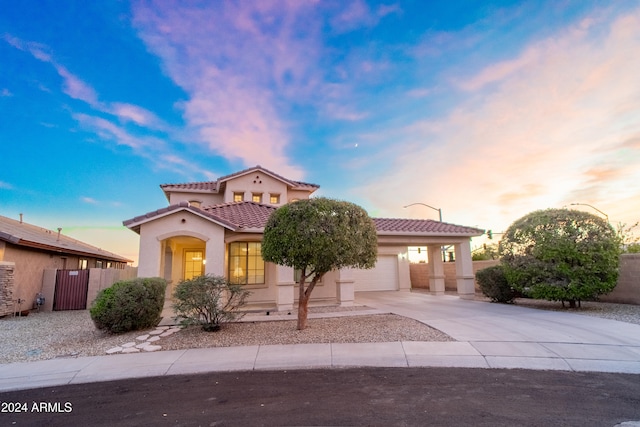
{"left": 476, "top": 265, "right": 517, "bottom": 303}
{"left": 90, "top": 277, "right": 166, "bottom": 334}
{"left": 172, "top": 275, "right": 251, "bottom": 331}
{"left": 500, "top": 208, "right": 620, "bottom": 308}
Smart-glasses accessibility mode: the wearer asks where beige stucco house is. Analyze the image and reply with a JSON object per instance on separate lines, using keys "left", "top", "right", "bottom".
{"left": 124, "top": 166, "right": 484, "bottom": 310}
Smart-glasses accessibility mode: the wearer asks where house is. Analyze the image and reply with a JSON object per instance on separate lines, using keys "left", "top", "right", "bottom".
{"left": 124, "top": 166, "right": 484, "bottom": 310}
{"left": 0, "top": 214, "right": 131, "bottom": 316}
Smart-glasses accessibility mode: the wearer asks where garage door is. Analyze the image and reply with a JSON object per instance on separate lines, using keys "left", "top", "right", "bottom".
{"left": 354, "top": 255, "right": 398, "bottom": 291}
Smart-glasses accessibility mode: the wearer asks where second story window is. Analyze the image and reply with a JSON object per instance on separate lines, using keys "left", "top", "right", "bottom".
{"left": 233, "top": 192, "right": 244, "bottom": 202}
{"left": 269, "top": 194, "right": 280, "bottom": 204}
{"left": 252, "top": 193, "right": 262, "bottom": 203}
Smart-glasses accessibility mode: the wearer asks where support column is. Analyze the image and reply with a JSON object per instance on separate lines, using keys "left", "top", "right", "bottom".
{"left": 275, "top": 264, "right": 295, "bottom": 311}
{"left": 454, "top": 240, "right": 475, "bottom": 299}
{"left": 336, "top": 268, "right": 355, "bottom": 307}
{"left": 428, "top": 245, "right": 445, "bottom": 295}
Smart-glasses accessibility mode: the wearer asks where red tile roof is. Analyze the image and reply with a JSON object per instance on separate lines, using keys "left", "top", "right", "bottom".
{"left": 124, "top": 202, "right": 483, "bottom": 237}
{"left": 160, "top": 181, "right": 218, "bottom": 192}
{"left": 202, "top": 202, "right": 277, "bottom": 229}
{"left": 373, "top": 218, "right": 483, "bottom": 235}
{"left": 159, "top": 165, "right": 319, "bottom": 197}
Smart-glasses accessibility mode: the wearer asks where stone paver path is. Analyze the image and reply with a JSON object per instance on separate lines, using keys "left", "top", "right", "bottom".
{"left": 105, "top": 326, "right": 182, "bottom": 355}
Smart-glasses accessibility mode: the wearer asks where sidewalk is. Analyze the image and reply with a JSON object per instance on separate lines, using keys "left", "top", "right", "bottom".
{"left": 1, "top": 291, "right": 639, "bottom": 392}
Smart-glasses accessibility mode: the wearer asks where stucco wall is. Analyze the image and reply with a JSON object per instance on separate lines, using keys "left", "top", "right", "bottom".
{"left": 601, "top": 254, "right": 640, "bottom": 305}
{"left": 1, "top": 244, "right": 75, "bottom": 307}
{"left": 410, "top": 260, "right": 500, "bottom": 292}
{"left": 223, "top": 173, "right": 289, "bottom": 205}
{"left": 410, "top": 257, "right": 639, "bottom": 304}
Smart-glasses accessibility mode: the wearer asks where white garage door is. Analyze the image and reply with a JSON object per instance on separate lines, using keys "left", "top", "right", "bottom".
{"left": 354, "top": 255, "right": 398, "bottom": 291}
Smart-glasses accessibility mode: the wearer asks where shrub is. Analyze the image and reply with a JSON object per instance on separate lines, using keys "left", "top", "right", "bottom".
{"left": 172, "top": 275, "right": 251, "bottom": 331}
{"left": 500, "top": 208, "right": 620, "bottom": 308}
{"left": 476, "top": 265, "right": 517, "bottom": 303}
{"left": 90, "top": 277, "right": 166, "bottom": 334}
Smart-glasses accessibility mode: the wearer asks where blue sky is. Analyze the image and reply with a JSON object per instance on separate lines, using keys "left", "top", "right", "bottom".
{"left": 2, "top": 1, "right": 640, "bottom": 264}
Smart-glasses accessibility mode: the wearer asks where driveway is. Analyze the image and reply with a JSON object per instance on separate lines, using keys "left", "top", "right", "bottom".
{"left": 356, "top": 291, "right": 640, "bottom": 372}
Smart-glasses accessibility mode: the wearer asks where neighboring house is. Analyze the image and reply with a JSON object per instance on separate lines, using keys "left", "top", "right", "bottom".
{"left": 124, "top": 166, "right": 484, "bottom": 310}
{"left": 0, "top": 214, "right": 131, "bottom": 316}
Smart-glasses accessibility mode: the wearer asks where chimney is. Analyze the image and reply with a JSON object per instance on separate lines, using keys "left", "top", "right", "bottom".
{"left": 19, "top": 213, "right": 23, "bottom": 224}
{"left": 57, "top": 228, "right": 62, "bottom": 241}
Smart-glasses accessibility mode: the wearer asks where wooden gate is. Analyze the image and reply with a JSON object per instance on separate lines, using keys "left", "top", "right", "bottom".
{"left": 54, "top": 269, "right": 90, "bottom": 310}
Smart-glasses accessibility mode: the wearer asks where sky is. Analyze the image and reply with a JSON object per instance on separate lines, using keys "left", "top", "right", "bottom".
{"left": 1, "top": 0, "right": 640, "bottom": 265}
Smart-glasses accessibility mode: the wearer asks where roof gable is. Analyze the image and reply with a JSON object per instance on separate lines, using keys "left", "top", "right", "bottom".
{"left": 159, "top": 165, "right": 319, "bottom": 201}
{"left": 123, "top": 201, "right": 277, "bottom": 233}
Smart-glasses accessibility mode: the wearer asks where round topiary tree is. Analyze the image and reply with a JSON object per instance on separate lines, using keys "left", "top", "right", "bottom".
{"left": 499, "top": 208, "right": 620, "bottom": 308}
{"left": 262, "top": 197, "right": 378, "bottom": 330}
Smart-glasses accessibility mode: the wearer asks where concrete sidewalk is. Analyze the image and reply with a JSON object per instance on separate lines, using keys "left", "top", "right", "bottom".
{"left": 1, "top": 291, "right": 639, "bottom": 392}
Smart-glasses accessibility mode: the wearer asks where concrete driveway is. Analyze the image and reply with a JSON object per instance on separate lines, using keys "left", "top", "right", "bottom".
{"left": 356, "top": 291, "right": 640, "bottom": 373}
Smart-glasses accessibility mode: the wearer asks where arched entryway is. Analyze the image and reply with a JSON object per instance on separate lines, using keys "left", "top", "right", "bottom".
{"left": 160, "top": 235, "right": 206, "bottom": 295}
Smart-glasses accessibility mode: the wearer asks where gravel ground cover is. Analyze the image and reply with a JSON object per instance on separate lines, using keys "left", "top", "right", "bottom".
{"left": 0, "top": 306, "right": 451, "bottom": 364}
{"left": 1, "top": 299, "right": 638, "bottom": 365}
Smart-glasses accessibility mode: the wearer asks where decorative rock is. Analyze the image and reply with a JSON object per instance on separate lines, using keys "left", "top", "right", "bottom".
{"left": 156, "top": 326, "right": 169, "bottom": 330}
{"left": 135, "top": 342, "right": 150, "bottom": 349}
{"left": 147, "top": 336, "right": 161, "bottom": 343}
{"left": 121, "top": 347, "right": 140, "bottom": 353}
{"left": 136, "top": 334, "right": 150, "bottom": 341}
{"left": 143, "top": 345, "right": 162, "bottom": 352}
{"left": 168, "top": 328, "right": 181, "bottom": 333}
{"left": 149, "top": 329, "right": 164, "bottom": 335}
{"left": 106, "top": 347, "right": 123, "bottom": 354}
{"left": 121, "top": 342, "right": 137, "bottom": 348}
{"left": 160, "top": 331, "right": 174, "bottom": 337}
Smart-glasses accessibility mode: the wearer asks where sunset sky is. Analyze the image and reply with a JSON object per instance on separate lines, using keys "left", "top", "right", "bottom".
{"left": 2, "top": 1, "right": 639, "bottom": 264}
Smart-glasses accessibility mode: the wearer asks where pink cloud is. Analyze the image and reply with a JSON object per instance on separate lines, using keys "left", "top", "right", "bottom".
{"left": 132, "top": 1, "right": 321, "bottom": 180}
{"left": 359, "top": 7, "right": 640, "bottom": 234}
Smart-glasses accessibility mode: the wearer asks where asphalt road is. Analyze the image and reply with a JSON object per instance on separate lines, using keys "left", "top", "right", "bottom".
{"left": 1, "top": 367, "right": 639, "bottom": 426}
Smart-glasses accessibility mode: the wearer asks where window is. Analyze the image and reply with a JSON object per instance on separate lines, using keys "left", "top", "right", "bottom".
{"left": 184, "top": 250, "right": 204, "bottom": 280}
{"left": 233, "top": 192, "right": 244, "bottom": 202}
{"left": 189, "top": 200, "right": 201, "bottom": 208}
{"left": 269, "top": 194, "right": 280, "bottom": 204}
{"left": 228, "top": 242, "right": 264, "bottom": 285}
{"left": 78, "top": 259, "right": 88, "bottom": 270}
{"left": 252, "top": 193, "right": 262, "bottom": 203}
{"left": 96, "top": 260, "right": 103, "bottom": 269}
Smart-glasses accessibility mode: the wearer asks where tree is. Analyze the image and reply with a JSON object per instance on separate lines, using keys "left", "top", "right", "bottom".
{"left": 472, "top": 243, "right": 499, "bottom": 260}
{"left": 617, "top": 221, "right": 640, "bottom": 253}
{"left": 262, "top": 197, "right": 378, "bottom": 330}
{"left": 499, "top": 208, "right": 620, "bottom": 308}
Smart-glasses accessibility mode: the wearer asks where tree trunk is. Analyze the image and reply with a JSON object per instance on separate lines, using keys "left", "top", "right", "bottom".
{"left": 297, "top": 294, "right": 309, "bottom": 330}
{"left": 297, "top": 279, "right": 309, "bottom": 330}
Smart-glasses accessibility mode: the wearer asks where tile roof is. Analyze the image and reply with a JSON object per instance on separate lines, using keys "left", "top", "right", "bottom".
{"left": 0, "top": 215, "right": 132, "bottom": 262}
{"left": 373, "top": 218, "right": 484, "bottom": 235}
{"left": 159, "top": 165, "right": 319, "bottom": 198}
{"left": 160, "top": 181, "right": 218, "bottom": 192}
{"left": 202, "top": 202, "right": 277, "bottom": 229}
{"left": 123, "top": 201, "right": 277, "bottom": 232}
{"left": 124, "top": 202, "right": 483, "bottom": 237}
